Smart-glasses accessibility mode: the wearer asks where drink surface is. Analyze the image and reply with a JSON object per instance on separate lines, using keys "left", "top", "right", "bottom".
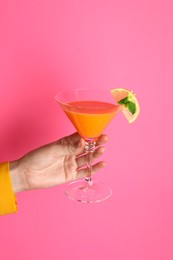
{"left": 62, "top": 100, "right": 119, "bottom": 139}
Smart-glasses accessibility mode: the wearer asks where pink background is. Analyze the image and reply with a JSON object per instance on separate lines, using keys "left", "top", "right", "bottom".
{"left": 0, "top": 0, "right": 173, "bottom": 259}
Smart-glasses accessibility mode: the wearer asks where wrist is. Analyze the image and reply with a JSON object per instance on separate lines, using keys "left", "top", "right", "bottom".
{"left": 9, "top": 160, "right": 27, "bottom": 193}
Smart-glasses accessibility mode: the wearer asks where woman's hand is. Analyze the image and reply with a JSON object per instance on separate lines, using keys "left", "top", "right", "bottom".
{"left": 10, "top": 132, "right": 108, "bottom": 193}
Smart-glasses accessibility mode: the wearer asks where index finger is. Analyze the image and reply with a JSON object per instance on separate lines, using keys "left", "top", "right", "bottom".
{"left": 96, "top": 134, "right": 109, "bottom": 146}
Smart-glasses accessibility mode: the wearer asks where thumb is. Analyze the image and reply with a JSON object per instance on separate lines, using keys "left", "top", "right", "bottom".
{"left": 72, "top": 138, "right": 85, "bottom": 156}
{"left": 57, "top": 137, "right": 85, "bottom": 156}
{"left": 56, "top": 132, "right": 86, "bottom": 156}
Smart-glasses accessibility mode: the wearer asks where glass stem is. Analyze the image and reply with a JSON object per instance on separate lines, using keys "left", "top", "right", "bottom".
{"left": 85, "top": 140, "right": 96, "bottom": 185}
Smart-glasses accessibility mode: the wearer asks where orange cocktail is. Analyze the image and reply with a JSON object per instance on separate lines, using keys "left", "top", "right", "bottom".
{"left": 55, "top": 88, "right": 140, "bottom": 203}
{"left": 62, "top": 100, "right": 119, "bottom": 139}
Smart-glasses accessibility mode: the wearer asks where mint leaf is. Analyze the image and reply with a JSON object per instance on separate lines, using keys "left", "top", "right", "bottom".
{"left": 126, "top": 101, "right": 136, "bottom": 114}
{"left": 118, "top": 96, "right": 129, "bottom": 105}
{"left": 118, "top": 94, "right": 136, "bottom": 115}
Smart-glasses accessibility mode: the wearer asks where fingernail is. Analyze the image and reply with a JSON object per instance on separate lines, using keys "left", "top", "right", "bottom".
{"left": 100, "top": 147, "right": 105, "bottom": 153}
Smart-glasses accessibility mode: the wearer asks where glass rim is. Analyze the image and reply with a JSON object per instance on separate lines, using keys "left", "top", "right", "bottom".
{"left": 54, "top": 88, "right": 118, "bottom": 109}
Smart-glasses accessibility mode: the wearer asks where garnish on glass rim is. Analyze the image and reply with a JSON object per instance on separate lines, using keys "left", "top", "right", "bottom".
{"left": 111, "top": 88, "right": 140, "bottom": 123}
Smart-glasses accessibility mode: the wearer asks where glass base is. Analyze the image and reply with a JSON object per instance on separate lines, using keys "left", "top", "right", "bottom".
{"left": 64, "top": 179, "right": 112, "bottom": 203}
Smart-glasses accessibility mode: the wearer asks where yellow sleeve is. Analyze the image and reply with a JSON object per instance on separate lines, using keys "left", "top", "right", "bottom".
{"left": 0, "top": 162, "right": 18, "bottom": 215}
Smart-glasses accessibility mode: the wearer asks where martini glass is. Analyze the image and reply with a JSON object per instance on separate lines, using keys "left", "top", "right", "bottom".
{"left": 55, "top": 88, "right": 120, "bottom": 203}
